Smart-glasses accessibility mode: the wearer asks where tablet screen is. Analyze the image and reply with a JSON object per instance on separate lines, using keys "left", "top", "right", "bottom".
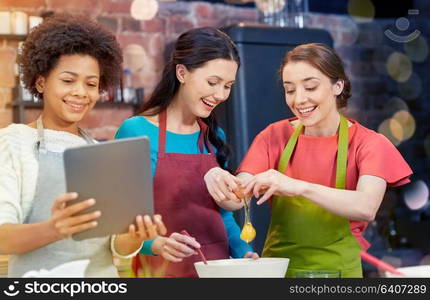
{"left": 63, "top": 136, "right": 154, "bottom": 241}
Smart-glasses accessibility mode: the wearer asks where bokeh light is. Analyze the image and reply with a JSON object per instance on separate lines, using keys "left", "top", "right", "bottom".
{"left": 388, "top": 117, "right": 404, "bottom": 142}
{"left": 378, "top": 109, "right": 416, "bottom": 145}
{"left": 347, "top": 0, "right": 375, "bottom": 23}
{"left": 378, "top": 118, "right": 401, "bottom": 146}
{"left": 123, "top": 44, "right": 147, "bottom": 72}
{"left": 386, "top": 52, "right": 412, "bottom": 82}
{"left": 131, "top": 0, "right": 159, "bottom": 21}
{"left": 398, "top": 72, "right": 422, "bottom": 100}
{"left": 255, "top": 0, "right": 286, "bottom": 14}
{"left": 404, "top": 36, "right": 429, "bottom": 63}
{"left": 392, "top": 110, "right": 416, "bottom": 141}
{"left": 403, "top": 180, "right": 429, "bottom": 210}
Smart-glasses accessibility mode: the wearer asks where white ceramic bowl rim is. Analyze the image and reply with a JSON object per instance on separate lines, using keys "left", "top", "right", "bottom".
{"left": 194, "top": 257, "right": 289, "bottom": 266}
{"left": 385, "top": 265, "right": 430, "bottom": 278}
{"left": 194, "top": 257, "right": 290, "bottom": 278}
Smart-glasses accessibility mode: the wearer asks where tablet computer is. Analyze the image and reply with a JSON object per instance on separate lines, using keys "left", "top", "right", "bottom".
{"left": 63, "top": 136, "right": 153, "bottom": 241}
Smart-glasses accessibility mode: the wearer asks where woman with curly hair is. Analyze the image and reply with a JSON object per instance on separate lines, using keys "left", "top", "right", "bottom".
{"left": 0, "top": 13, "right": 166, "bottom": 277}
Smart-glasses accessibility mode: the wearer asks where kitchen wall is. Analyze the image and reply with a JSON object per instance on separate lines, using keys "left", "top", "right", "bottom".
{"left": 0, "top": 1, "right": 428, "bottom": 136}
{"left": 1, "top": 1, "right": 426, "bottom": 141}
{"left": 0, "top": 0, "right": 258, "bottom": 138}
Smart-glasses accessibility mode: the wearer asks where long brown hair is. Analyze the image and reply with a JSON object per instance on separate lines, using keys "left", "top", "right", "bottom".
{"left": 279, "top": 43, "right": 351, "bottom": 108}
{"left": 137, "top": 27, "right": 240, "bottom": 168}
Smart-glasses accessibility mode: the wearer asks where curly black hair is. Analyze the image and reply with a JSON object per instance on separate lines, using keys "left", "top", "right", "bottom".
{"left": 18, "top": 13, "right": 123, "bottom": 100}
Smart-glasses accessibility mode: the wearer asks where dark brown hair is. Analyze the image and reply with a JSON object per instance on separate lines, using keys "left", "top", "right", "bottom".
{"left": 18, "top": 13, "right": 123, "bottom": 100}
{"left": 279, "top": 43, "right": 351, "bottom": 108}
{"left": 137, "top": 27, "right": 240, "bottom": 168}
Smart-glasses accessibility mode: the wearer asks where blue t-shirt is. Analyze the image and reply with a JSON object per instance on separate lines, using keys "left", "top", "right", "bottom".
{"left": 115, "top": 116, "right": 252, "bottom": 258}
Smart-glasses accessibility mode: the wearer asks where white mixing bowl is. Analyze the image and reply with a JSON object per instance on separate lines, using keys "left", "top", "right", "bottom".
{"left": 194, "top": 257, "right": 289, "bottom": 278}
{"left": 385, "top": 265, "right": 430, "bottom": 278}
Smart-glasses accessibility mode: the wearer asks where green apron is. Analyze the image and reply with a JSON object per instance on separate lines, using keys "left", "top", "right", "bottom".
{"left": 262, "top": 115, "right": 363, "bottom": 278}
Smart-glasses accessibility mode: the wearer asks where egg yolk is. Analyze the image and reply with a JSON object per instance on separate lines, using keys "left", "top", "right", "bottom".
{"left": 240, "top": 222, "right": 256, "bottom": 243}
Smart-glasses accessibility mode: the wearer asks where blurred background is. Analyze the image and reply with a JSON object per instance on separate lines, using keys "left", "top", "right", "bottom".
{"left": 0, "top": 0, "right": 429, "bottom": 277}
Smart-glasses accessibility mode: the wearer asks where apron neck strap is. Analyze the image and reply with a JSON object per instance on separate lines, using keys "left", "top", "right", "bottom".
{"left": 196, "top": 118, "right": 215, "bottom": 154}
{"left": 78, "top": 128, "right": 95, "bottom": 144}
{"left": 158, "top": 110, "right": 168, "bottom": 153}
{"left": 335, "top": 115, "right": 348, "bottom": 189}
{"left": 277, "top": 121, "right": 303, "bottom": 174}
{"left": 36, "top": 117, "right": 47, "bottom": 150}
{"left": 158, "top": 110, "right": 214, "bottom": 154}
{"left": 277, "top": 115, "right": 349, "bottom": 189}
{"left": 36, "top": 116, "right": 94, "bottom": 150}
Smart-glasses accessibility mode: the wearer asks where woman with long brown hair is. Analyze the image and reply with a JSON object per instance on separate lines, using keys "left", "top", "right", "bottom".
{"left": 116, "top": 27, "right": 258, "bottom": 278}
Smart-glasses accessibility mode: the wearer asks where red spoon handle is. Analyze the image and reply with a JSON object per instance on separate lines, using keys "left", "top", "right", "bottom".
{"left": 360, "top": 251, "right": 405, "bottom": 276}
{"left": 181, "top": 230, "right": 208, "bottom": 265}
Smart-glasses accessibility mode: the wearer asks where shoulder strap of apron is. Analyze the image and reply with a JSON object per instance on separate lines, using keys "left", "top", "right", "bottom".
{"left": 36, "top": 117, "right": 47, "bottom": 152}
{"left": 335, "top": 115, "right": 348, "bottom": 189}
{"left": 197, "top": 118, "right": 215, "bottom": 155}
{"left": 277, "top": 121, "right": 303, "bottom": 174}
{"left": 278, "top": 115, "right": 348, "bottom": 189}
{"left": 78, "top": 128, "right": 95, "bottom": 144}
{"left": 158, "top": 110, "right": 168, "bottom": 154}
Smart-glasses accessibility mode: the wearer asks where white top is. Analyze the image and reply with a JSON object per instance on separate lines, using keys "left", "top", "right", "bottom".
{"left": 0, "top": 123, "right": 140, "bottom": 259}
{"left": 0, "top": 124, "right": 88, "bottom": 225}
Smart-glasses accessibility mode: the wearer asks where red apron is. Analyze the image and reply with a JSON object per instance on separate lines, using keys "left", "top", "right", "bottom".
{"left": 132, "top": 110, "right": 229, "bottom": 277}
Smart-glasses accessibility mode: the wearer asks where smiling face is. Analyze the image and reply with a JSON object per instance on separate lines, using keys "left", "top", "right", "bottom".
{"left": 282, "top": 61, "right": 344, "bottom": 131}
{"left": 177, "top": 58, "right": 238, "bottom": 119}
{"left": 36, "top": 54, "right": 100, "bottom": 129}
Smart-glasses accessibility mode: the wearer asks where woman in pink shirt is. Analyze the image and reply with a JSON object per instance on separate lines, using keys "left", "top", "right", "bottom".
{"left": 204, "top": 43, "right": 412, "bottom": 277}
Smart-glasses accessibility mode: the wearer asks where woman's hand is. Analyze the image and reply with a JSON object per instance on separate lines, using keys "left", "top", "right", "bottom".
{"left": 244, "top": 251, "right": 259, "bottom": 260}
{"left": 125, "top": 214, "right": 167, "bottom": 242}
{"left": 243, "top": 169, "right": 305, "bottom": 205}
{"left": 113, "top": 214, "right": 167, "bottom": 257}
{"left": 152, "top": 232, "right": 201, "bottom": 263}
{"left": 49, "top": 192, "right": 101, "bottom": 240}
{"left": 204, "top": 167, "right": 245, "bottom": 210}
{"left": 204, "top": 167, "right": 242, "bottom": 203}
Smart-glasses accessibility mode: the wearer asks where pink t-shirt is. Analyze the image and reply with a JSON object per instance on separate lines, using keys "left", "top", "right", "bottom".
{"left": 237, "top": 117, "right": 413, "bottom": 250}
